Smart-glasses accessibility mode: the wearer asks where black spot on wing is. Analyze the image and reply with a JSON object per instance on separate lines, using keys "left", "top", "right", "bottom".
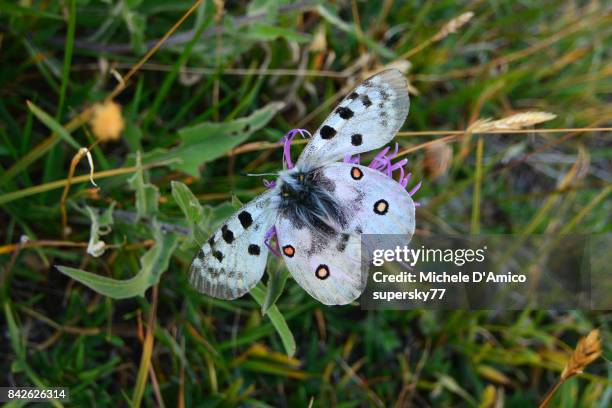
{"left": 208, "top": 236, "right": 215, "bottom": 248}
{"left": 320, "top": 125, "right": 337, "bottom": 139}
{"left": 336, "top": 233, "right": 350, "bottom": 252}
{"left": 347, "top": 92, "right": 359, "bottom": 100}
{"left": 213, "top": 250, "right": 224, "bottom": 262}
{"left": 238, "top": 211, "right": 253, "bottom": 229}
{"left": 197, "top": 250, "right": 206, "bottom": 261}
{"left": 248, "top": 244, "right": 260, "bottom": 256}
{"left": 351, "top": 133, "right": 362, "bottom": 146}
{"left": 221, "top": 225, "right": 234, "bottom": 243}
{"left": 361, "top": 95, "right": 372, "bottom": 107}
{"left": 336, "top": 106, "right": 354, "bottom": 119}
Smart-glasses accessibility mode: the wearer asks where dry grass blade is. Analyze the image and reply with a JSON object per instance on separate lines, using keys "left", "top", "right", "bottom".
{"left": 399, "top": 11, "right": 475, "bottom": 59}
{"left": 60, "top": 146, "right": 98, "bottom": 236}
{"left": 538, "top": 329, "right": 602, "bottom": 408}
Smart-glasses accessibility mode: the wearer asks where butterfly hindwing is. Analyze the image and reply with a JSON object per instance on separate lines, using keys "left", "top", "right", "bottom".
{"left": 189, "top": 191, "right": 275, "bottom": 299}
{"left": 276, "top": 218, "right": 364, "bottom": 305}
{"left": 275, "top": 163, "right": 416, "bottom": 305}
{"left": 296, "top": 69, "right": 409, "bottom": 169}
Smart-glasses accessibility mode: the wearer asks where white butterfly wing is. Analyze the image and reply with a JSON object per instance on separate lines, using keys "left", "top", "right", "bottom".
{"left": 189, "top": 191, "right": 275, "bottom": 299}
{"left": 275, "top": 163, "right": 416, "bottom": 305}
{"left": 296, "top": 69, "right": 409, "bottom": 169}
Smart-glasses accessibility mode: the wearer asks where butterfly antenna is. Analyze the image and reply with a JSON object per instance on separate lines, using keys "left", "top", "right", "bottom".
{"left": 240, "top": 172, "right": 278, "bottom": 177}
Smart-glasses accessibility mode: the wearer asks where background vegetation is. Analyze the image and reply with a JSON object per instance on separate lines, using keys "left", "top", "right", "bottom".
{"left": 1, "top": 0, "right": 610, "bottom": 406}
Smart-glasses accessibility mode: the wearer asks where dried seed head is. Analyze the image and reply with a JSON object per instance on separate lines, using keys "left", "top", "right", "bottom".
{"left": 468, "top": 111, "right": 556, "bottom": 133}
{"left": 561, "top": 329, "right": 602, "bottom": 381}
{"left": 489, "top": 111, "right": 557, "bottom": 129}
{"left": 90, "top": 100, "right": 124, "bottom": 142}
{"left": 432, "top": 12, "right": 474, "bottom": 42}
{"left": 424, "top": 140, "right": 453, "bottom": 178}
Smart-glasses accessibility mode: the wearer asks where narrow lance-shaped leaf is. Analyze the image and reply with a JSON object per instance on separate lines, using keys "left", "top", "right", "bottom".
{"left": 251, "top": 284, "right": 296, "bottom": 357}
{"left": 27, "top": 100, "right": 80, "bottom": 149}
{"left": 262, "top": 262, "right": 290, "bottom": 316}
{"left": 56, "top": 222, "right": 178, "bottom": 299}
{"left": 171, "top": 181, "right": 203, "bottom": 224}
{"left": 248, "top": 23, "right": 311, "bottom": 43}
{"left": 128, "top": 151, "right": 159, "bottom": 221}
{"left": 171, "top": 181, "right": 210, "bottom": 245}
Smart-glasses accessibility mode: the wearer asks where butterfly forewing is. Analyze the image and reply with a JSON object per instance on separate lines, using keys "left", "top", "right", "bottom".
{"left": 275, "top": 163, "right": 416, "bottom": 305}
{"left": 189, "top": 191, "right": 276, "bottom": 299}
{"left": 296, "top": 69, "right": 409, "bottom": 169}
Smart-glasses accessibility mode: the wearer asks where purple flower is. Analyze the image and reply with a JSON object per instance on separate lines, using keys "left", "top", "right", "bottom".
{"left": 345, "top": 142, "right": 422, "bottom": 197}
{"left": 264, "top": 225, "right": 281, "bottom": 257}
{"left": 263, "top": 179, "right": 276, "bottom": 189}
{"left": 280, "top": 128, "right": 311, "bottom": 170}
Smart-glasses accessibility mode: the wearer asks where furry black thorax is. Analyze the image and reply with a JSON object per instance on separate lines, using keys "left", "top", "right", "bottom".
{"left": 276, "top": 168, "right": 347, "bottom": 236}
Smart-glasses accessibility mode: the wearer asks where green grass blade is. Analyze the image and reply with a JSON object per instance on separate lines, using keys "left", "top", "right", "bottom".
{"left": 250, "top": 285, "right": 296, "bottom": 357}
{"left": 56, "top": 0, "right": 76, "bottom": 120}
{"left": 26, "top": 101, "right": 80, "bottom": 150}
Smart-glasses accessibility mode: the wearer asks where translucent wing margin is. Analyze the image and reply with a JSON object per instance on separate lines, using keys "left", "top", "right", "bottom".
{"left": 296, "top": 69, "right": 409, "bottom": 169}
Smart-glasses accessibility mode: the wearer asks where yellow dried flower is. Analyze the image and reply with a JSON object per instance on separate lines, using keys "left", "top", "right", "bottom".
{"left": 90, "top": 100, "right": 124, "bottom": 142}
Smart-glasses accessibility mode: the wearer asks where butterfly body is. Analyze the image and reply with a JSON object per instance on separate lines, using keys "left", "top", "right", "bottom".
{"left": 273, "top": 167, "right": 349, "bottom": 236}
{"left": 189, "top": 69, "right": 418, "bottom": 305}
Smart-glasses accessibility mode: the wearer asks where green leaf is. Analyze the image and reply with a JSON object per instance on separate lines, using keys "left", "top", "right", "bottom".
{"left": 3, "top": 302, "right": 24, "bottom": 359}
{"left": 231, "top": 193, "right": 244, "bottom": 209}
{"left": 0, "top": 1, "right": 63, "bottom": 20}
{"left": 145, "top": 102, "right": 284, "bottom": 177}
{"left": 124, "top": 121, "right": 143, "bottom": 152}
{"left": 262, "top": 264, "right": 289, "bottom": 316}
{"left": 251, "top": 284, "right": 296, "bottom": 357}
{"left": 26, "top": 100, "right": 80, "bottom": 149}
{"left": 82, "top": 202, "right": 115, "bottom": 258}
{"left": 121, "top": 5, "right": 146, "bottom": 54}
{"left": 128, "top": 152, "right": 159, "bottom": 221}
{"left": 248, "top": 23, "right": 311, "bottom": 43}
{"left": 316, "top": 4, "right": 395, "bottom": 59}
{"left": 247, "top": 0, "right": 281, "bottom": 20}
{"left": 171, "top": 181, "right": 203, "bottom": 224}
{"left": 170, "top": 181, "right": 211, "bottom": 246}
{"left": 56, "top": 222, "right": 178, "bottom": 299}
